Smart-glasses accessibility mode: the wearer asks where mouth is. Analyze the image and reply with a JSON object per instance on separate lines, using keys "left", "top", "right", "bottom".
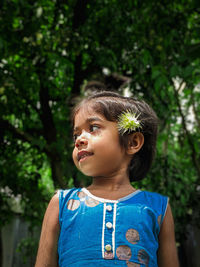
{"left": 77, "top": 150, "right": 94, "bottom": 162}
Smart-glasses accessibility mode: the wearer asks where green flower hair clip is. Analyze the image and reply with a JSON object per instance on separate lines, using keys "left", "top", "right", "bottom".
{"left": 117, "top": 110, "right": 142, "bottom": 135}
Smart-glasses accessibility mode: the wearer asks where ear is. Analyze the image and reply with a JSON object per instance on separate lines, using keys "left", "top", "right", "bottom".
{"left": 126, "top": 132, "right": 144, "bottom": 155}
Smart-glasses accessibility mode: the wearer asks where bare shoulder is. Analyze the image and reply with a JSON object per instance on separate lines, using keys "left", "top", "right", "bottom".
{"left": 157, "top": 203, "right": 179, "bottom": 267}
{"left": 42, "top": 192, "right": 59, "bottom": 227}
{"left": 160, "top": 204, "right": 175, "bottom": 236}
{"left": 47, "top": 192, "right": 59, "bottom": 214}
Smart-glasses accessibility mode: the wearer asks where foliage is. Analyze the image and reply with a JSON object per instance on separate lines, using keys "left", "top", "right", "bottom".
{"left": 16, "top": 236, "right": 38, "bottom": 264}
{"left": 0, "top": 0, "right": 200, "bottom": 259}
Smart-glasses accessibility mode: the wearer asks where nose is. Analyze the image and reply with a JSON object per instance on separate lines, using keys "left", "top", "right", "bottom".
{"left": 75, "top": 132, "right": 88, "bottom": 148}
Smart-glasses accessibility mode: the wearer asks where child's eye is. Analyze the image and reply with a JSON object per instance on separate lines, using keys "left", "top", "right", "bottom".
{"left": 90, "top": 125, "right": 100, "bottom": 132}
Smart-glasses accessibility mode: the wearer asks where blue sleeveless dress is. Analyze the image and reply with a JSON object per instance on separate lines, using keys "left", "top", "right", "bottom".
{"left": 58, "top": 188, "right": 168, "bottom": 267}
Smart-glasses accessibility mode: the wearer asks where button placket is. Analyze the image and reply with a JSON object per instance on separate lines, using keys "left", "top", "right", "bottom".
{"left": 104, "top": 203, "right": 115, "bottom": 259}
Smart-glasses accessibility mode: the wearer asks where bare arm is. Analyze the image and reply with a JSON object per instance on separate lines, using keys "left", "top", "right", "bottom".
{"left": 157, "top": 204, "right": 179, "bottom": 267}
{"left": 35, "top": 193, "right": 60, "bottom": 267}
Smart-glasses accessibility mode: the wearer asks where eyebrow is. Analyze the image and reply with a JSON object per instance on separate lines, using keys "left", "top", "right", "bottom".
{"left": 73, "top": 117, "right": 104, "bottom": 132}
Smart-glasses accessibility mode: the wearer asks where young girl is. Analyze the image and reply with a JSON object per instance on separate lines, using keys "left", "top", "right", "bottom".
{"left": 35, "top": 91, "right": 179, "bottom": 267}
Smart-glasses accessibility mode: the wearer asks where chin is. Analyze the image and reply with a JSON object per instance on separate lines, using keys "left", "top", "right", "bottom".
{"left": 81, "top": 170, "right": 96, "bottom": 177}
{"left": 79, "top": 168, "right": 101, "bottom": 177}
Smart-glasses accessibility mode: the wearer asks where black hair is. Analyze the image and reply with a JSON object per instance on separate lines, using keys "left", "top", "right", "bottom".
{"left": 72, "top": 91, "right": 158, "bottom": 182}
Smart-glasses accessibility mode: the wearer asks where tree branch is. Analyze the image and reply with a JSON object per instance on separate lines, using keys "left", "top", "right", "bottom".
{"left": 191, "top": 90, "right": 200, "bottom": 129}
{"left": 71, "top": 54, "right": 84, "bottom": 96}
{"left": 36, "top": 60, "right": 65, "bottom": 187}
{"left": 71, "top": 0, "right": 90, "bottom": 96}
{"left": 72, "top": 0, "right": 89, "bottom": 30}
{"left": 36, "top": 60, "right": 57, "bottom": 145}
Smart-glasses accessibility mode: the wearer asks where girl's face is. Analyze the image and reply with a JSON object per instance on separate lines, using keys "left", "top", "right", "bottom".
{"left": 72, "top": 107, "right": 131, "bottom": 178}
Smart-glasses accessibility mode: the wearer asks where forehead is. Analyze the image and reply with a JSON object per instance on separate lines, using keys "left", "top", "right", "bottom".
{"left": 73, "top": 106, "right": 105, "bottom": 126}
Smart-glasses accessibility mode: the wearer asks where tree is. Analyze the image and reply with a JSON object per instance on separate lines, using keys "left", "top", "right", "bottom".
{"left": 0, "top": 0, "right": 200, "bottom": 263}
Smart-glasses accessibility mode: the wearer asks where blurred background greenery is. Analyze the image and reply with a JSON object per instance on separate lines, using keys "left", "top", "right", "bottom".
{"left": 0, "top": 0, "right": 200, "bottom": 266}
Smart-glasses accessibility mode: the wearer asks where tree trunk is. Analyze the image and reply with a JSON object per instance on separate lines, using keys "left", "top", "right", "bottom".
{"left": 50, "top": 157, "right": 65, "bottom": 188}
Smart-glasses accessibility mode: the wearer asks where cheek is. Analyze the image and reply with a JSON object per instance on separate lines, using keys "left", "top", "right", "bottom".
{"left": 72, "top": 149, "right": 77, "bottom": 164}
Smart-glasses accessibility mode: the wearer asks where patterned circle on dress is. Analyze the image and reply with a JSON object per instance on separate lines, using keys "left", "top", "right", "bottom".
{"left": 116, "top": 245, "right": 132, "bottom": 260}
{"left": 126, "top": 261, "right": 140, "bottom": 267}
{"left": 67, "top": 199, "right": 80, "bottom": 211}
{"left": 138, "top": 249, "right": 149, "bottom": 265}
{"left": 85, "top": 197, "right": 99, "bottom": 207}
{"left": 77, "top": 191, "right": 86, "bottom": 199}
{"left": 157, "top": 215, "right": 162, "bottom": 227}
{"left": 126, "top": 229, "right": 140, "bottom": 244}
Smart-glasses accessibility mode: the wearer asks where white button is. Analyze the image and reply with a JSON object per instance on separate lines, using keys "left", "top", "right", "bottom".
{"left": 106, "top": 205, "right": 112, "bottom": 211}
{"left": 105, "top": 244, "right": 112, "bottom": 251}
{"left": 106, "top": 222, "right": 113, "bottom": 229}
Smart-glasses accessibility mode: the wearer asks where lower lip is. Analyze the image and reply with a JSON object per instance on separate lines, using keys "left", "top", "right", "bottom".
{"left": 79, "top": 154, "right": 93, "bottom": 163}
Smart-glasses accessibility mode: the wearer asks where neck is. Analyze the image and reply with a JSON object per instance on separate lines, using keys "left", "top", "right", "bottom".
{"left": 87, "top": 171, "right": 133, "bottom": 192}
{"left": 86, "top": 175, "right": 136, "bottom": 200}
